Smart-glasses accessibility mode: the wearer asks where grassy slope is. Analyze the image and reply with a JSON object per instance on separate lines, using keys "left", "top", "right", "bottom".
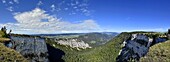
{"left": 0, "top": 43, "right": 28, "bottom": 62}
{"left": 46, "top": 32, "right": 130, "bottom": 62}
{"left": 0, "top": 30, "right": 28, "bottom": 62}
{"left": 0, "top": 38, "right": 10, "bottom": 43}
{"left": 140, "top": 40, "right": 170, "bottom": 62}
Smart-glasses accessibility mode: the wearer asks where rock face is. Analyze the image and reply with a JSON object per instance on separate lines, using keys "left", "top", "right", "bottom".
{"left": 116, "top": 33, "right": 168, "bottom": 62}
{"left": 116, "top": 34, "right": 152, "bottom": 62}
{"left": 53, "top": 38, "right": 91, "bottom": 50}
{"left": 10, "top": 36, "right": 49, "bottom": 62}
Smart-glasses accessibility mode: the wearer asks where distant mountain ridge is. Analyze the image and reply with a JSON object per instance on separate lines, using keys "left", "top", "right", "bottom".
{"left": 32, "top": 33, "right": 85, "bottom": 36}
{"left": 31, "top": 32, "right": 118, "bottom": 36}
{"left": 77, "top": 32, "right": 118, "bottom": 46}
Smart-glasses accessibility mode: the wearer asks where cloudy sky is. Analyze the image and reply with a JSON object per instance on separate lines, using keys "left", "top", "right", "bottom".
{"left": 0, "top": 0, "right": 170, "bottom": 34}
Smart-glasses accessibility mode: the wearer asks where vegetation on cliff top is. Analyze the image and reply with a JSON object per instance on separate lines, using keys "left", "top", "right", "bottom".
{"left": 0, "top": 27, "right": 10, "bottom": 43}
{"left": 0, "top": 27, "right": 28, "bottom": 62}
{"left": 0, "top": 31, "right": 7, "bottom": 38}
{"left": 140, "top": 40, "right": 170, "bottom": 62}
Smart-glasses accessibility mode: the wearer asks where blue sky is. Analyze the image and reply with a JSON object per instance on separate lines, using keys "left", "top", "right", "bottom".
{"left": 0, "top": 0, "right": 170, "bottom": 34}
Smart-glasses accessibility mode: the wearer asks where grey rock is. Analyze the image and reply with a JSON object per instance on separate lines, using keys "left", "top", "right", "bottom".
{"left": 10, "top": 36, "right": 49, "bottom": 62}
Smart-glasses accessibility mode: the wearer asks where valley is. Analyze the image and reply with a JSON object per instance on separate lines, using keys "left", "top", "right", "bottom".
{"left": 0, "top": 0, "right": 169, "bottom": 62}
{"left": 0, "top": 27, "right": 170, "bottom": 62}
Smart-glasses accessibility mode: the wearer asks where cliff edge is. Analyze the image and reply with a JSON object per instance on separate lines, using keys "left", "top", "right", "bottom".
{"left": 140, "top": 40, "right": 170, "bottom": 62}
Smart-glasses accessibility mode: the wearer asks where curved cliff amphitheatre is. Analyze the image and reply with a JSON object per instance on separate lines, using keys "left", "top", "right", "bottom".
{"left": 1, "top": 26, "right": 169, "bottom": 62}
{"left": 0, "top": 0, "right": 170, "bottom": 62}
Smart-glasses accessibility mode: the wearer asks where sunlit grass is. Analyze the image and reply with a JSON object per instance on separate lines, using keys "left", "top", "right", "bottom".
{"left": 0, "top": 30, "right": 28, "bottom": 61}
{"left": 140, "top": 40, "right": 170, "bottom": 62}
{"left": 0, "top": 38, "right": 10, "bottom": 43}
{"left": 0, "top": 43, "right": 28, "bottom": 62}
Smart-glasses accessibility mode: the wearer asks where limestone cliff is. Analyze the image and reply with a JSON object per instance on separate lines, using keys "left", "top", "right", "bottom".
{"left": 116, "top": 33, "right": 167, "bottom": 62}
{"left": 10, "top": 35, "right": 49, "bottom": 62}
{"left": 47, "top": 38, "right": 91, "bottom": 50}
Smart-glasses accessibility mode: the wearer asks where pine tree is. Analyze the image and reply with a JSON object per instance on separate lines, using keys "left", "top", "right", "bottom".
{"left": 0, "top": 26, "right": 8, "bottom": 38}
{"left": 1, "top": 27, "right": 3, "bottom": 31}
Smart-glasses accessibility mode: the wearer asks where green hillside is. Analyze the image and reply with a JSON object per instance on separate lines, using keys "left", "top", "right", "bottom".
{"left": 140, "top": 40, "right": 170, "bottom": 62}
{"left": 46, "top": 32, "right": 130, "bottom": 62}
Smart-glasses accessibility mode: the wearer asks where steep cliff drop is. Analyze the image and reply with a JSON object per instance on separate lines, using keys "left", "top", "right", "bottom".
{"left": 116, "top": 34, "right": 152, "bottom": 62}
{"left": 116, "top": 33, "right": 167, "bottom": 62}
{"left": 10, "top": 35, "right": 49, "bottom": 62}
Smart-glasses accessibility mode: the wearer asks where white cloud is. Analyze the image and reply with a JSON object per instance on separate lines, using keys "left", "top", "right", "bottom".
{"left": 73, "top": 6, "right": 78, "bottom": 9}
{"left": 2, "top": 0, "right": 6, "bottom": 3}
{"left": 9, "top": 1, "right": 14, "bottom": 5}
{"left": 1, "top": 0, "right": 20, "bottom": 12}
{"left": 6, "top": 6, "right": 14, "bottom": 12}
{"left": 2, "top": 0, "right": 19, "bottom": 4}
{"left": 13, "top": 0, "right": 19, "bottom": 4}
{"left": 37, "top": 1, "right": 43, "bottom": 6}
{"left": 14, "top": 8, "right": 58, "bottom": 23}
{"left": 69, "top": 12, "right": 76, "bottom": 15}
{"left": 0, "top": 8, "right": 100, "bottom": 34}
{"left": 64, "top": 8, "right": 68, "bottom": 10}
{"left": 12, "top": 12, "right": 21, "bottom": 15}
{"left": 53, "top": 0, "right": 91, "bottom": 16}
{"left": 75, "top": 1, "right": 79, "bottom": 5}
{"left": 50, "top": 4, "right": 56, "bottom": 12}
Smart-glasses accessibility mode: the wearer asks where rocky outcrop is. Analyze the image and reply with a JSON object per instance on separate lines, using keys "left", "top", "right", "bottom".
{"left": 53, "top": 38, "right": 91, "bottom": 50}
{"left": 10, "top": 36, "right": 49, "bottom": 62}
{"left": 117, "top": 34, "right": 152, "bottom": 62}
{"left": 117, "top": 33, "right": 168, "bottom": 62}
